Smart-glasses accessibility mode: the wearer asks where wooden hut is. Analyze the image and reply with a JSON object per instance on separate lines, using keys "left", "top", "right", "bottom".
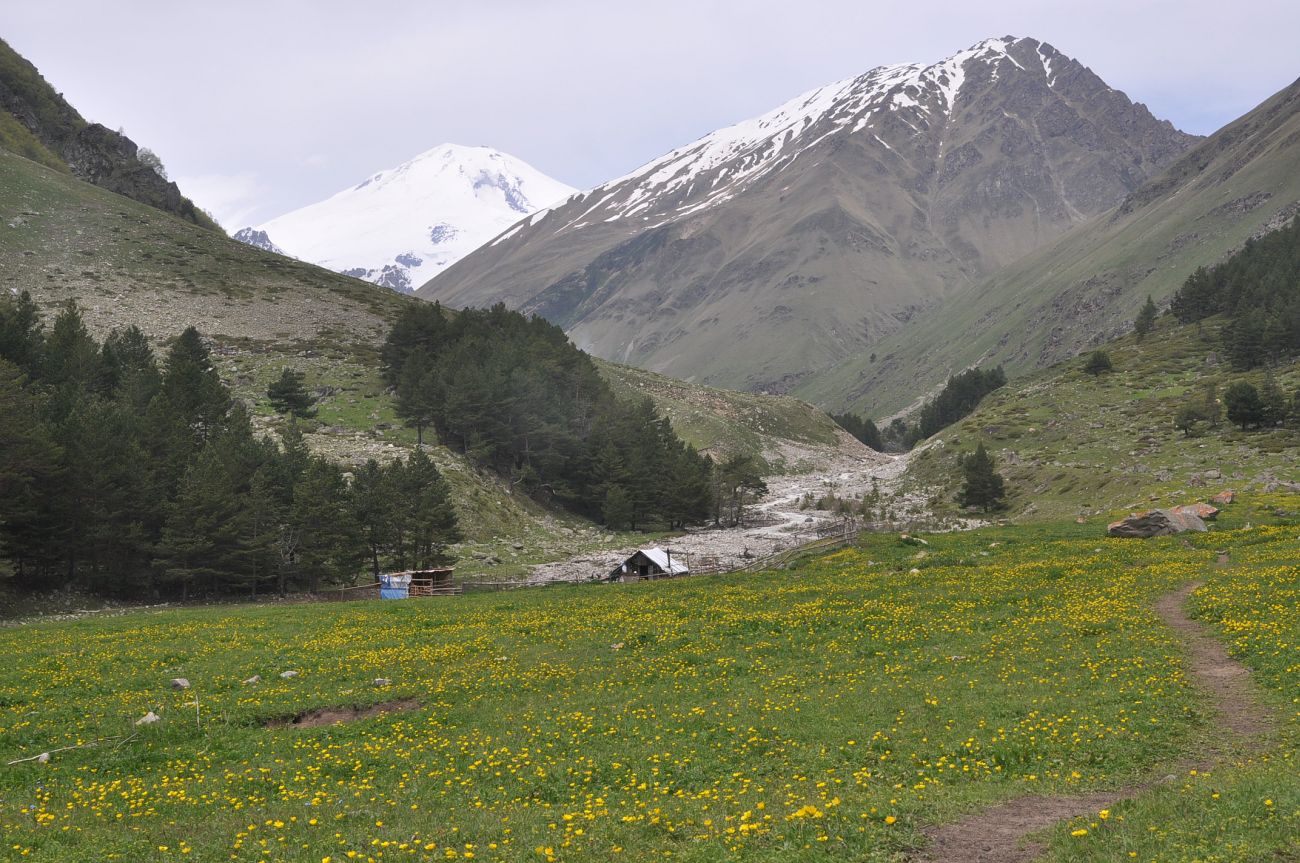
{"left": 609, "top": 548, "right": 689, "bottom": 582}
{"left": 381, "top": 568, "right": 460, "bottom": 598}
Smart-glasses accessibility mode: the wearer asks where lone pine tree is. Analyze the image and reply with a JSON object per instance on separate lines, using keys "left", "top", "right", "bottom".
{"left": 1084, "top": 350, "right": 1113, "bottom": 376}
{"left": 959, "top": 442, "right": 1006, "bottom": 512}
{"left": 266, "top": 368, "right": 316, "bottom": 418}
{"left": 1134, "top": 295, "right": 1158, "bottom": 340}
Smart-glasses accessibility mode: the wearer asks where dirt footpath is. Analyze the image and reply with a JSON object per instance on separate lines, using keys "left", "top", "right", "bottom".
{"left": 916, "top": 580, "right": 1276, "bottom": 862}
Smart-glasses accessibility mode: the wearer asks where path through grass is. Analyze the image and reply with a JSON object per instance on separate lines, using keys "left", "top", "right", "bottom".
{"left": 2, "top": 513, "right": 1297, "bottom": 862}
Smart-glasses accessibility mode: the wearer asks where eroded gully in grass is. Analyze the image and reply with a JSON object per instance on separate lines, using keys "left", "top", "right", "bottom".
{"left": 914, "top": 580, "right": 1277, "bottom": 863}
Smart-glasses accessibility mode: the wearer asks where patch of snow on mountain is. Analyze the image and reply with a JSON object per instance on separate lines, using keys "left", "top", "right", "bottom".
{"left": 255, "top": 144, "right": 576, "bottom": 292}
{"left": 1038, "top": 44, "right": 1058, "bottom": 86}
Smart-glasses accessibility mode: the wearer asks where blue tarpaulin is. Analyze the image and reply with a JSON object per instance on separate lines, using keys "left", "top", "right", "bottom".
{"left": 379, "top": 573, "right": 412, "bottom": 599}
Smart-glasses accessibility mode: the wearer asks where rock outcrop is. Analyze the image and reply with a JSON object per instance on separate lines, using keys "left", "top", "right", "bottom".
{"left": 1172, "top": 502, "right": 1220, "bottom": 521}
{"left": 0, "top": 37, "right": 215, "bottom": 229}
{"left": 1107, "top": 508, "right": 1208, "bottom": 538}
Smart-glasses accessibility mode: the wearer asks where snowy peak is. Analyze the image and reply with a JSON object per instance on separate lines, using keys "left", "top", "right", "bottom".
{"left": 548, "top": 37, "right": 1080, "bottom": 231}
{"left": 348, "top": 144, "right": 551, "bottom": 214}
{"left": 237, "top": 144, "right": 575, "bottom": 293}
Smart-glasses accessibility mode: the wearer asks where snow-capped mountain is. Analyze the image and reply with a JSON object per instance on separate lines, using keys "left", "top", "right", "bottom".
{"left": 419, "top": 37, "right": 1198, "bottom": 393}
{"left": 237, "top": 145, "right": 575, "bottom": 293}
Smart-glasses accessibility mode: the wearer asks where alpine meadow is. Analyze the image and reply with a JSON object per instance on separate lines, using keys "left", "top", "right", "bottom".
{"left": 2, "top": 9, "right": 1299, "bottom": 863}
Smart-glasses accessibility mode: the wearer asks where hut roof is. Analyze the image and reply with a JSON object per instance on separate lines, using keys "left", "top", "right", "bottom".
{"left": 612, "top": 547, "right": 689, "bottom": 577}
{"left": 641, "top": 548, "right": 688, "bottom": 575}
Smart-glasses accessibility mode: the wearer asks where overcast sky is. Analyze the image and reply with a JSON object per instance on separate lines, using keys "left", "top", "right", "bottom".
{"left": 3, "top": 1, "right": 1297, "bottom": 229}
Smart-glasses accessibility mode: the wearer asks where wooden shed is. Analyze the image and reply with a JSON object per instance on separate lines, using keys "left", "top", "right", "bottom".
{"left": 609, "top": 548, "right": 689, "bottom": 582}
{"left": 381, "top": 568, "right": 460, "bottom": 598}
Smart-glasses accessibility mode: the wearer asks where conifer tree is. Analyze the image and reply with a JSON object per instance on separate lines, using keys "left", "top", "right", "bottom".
{"left": 350, "top": 459, "right": 393, "bottom": 580}
{"left": 713, "top": 454, "right": 767, "bottom": 527}
{"left": 43, "top": 301, "right": 108, "bottom": 412}
{"left": 1260, "top": 373, "right": 1287, "bottom": 427}
{"left": 0, "top": 305, "right": 377, "bottom": 600}
{"left": 380, "top": 301, "right": 446, "bottom": 387}
{"left": 159, "top": 327, "right": 230, "bottom": 446}
{"left": 1224, "top": 381, "right": 1264, "bottom": 430}
{"left": 389, "top": 449, "right": 461, "bottom": 569}
{"left": 156, "top": 445, "right": 240, "bottom": 600}
{"left": 0, "top": 290, "right": 45, "bottom": 377}
{"left": 0, "top": 359, "right": 62, "bottom": 587}
{"left": 103, "top": 325, "right": 160, "bottom": 411}
{"left": 290, "top": 457, "right": 363, "bottom": 592}
{"left": 602, "top": 486, "right": 634, "bottom": 531}
{"left": 831, "top": 412, "right": 884, "bottom": 450}
{"left": 1134, "top": 295, "right": 1158, "bottom": 340}
{"left": 395, "top": 353, "right": 438, "bottom": 445}
{"left": 958, "top": 442, "right": 1006, "bottom": 511}
{"left": 1083, "top": 350, "right": 1113, "bottom": 376}
{"left": 266, "top": 368, "right": 316, "bottom": 418}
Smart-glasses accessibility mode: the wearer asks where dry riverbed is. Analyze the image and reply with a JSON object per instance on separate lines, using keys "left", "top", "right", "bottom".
{"left": 525, "top": 431, "right": 926, "bottom": 583}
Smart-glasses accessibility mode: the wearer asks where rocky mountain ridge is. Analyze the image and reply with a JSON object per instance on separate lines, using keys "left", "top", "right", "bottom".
{"left": 418, "top": 36, "right": 1198, "bottom": 392}
{"left": 797, "top": 74, "right": 1300, "bottom": 416}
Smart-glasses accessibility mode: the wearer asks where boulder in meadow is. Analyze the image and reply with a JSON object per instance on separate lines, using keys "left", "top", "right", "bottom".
{"left": 1107, "top": 508, "right": 1207, "bottom": 538}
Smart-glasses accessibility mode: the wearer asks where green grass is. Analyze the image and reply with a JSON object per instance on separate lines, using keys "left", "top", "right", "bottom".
{"left": 598, "top": 361, "right": 842, "bottom": 470}
{"left": 901, "top": 316, "right": 1300, "bottom": 522}
{"left": 5, "top": 512, "right": 1299, "bottom": 862}
{"left": 1041, "top": 521, "right": 1300, "bottom": 862}
{"left": 0, "top": 111, "right": 68, "bottom": 173}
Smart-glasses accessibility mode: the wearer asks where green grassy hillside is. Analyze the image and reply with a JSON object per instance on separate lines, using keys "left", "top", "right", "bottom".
{"left": 0, "top": 149, "right": 663, "bottom": 573}
{"left": 598, "top": 360, "right": 843, "bottom": 470}
{"left": 2, "top": 513, "right": 1297, "bottom": 862}
{"left": 800, "top": 77, "right": 1300, "bottom": 417}
{"left": 900, "top": 316, "right": 1300, "bottom": 522}
{"left": 2, "top": 148, "right": 862, "bottom": 577}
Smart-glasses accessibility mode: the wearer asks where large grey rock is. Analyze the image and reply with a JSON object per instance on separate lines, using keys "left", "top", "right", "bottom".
{"left": 1107, "top": 509, "right": 1207, "bottom": 538}
{"left": 169, "top": 678, "right": 190, "bottom": 690}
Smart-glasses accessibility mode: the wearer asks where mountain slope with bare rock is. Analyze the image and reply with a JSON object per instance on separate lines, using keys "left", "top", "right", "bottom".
{"left": 418, "top": 36, "right": 1197, "bottom": 392}
{"left": 799, "top": 74, "right": 1300, "bottom": 416}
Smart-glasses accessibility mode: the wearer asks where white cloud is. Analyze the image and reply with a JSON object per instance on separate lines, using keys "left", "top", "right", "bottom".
{"left": 303, "top": 153, "right": 330, "bottom": 169}
{"left": 174, "top": 172, "right": 269, "bottom": 232}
